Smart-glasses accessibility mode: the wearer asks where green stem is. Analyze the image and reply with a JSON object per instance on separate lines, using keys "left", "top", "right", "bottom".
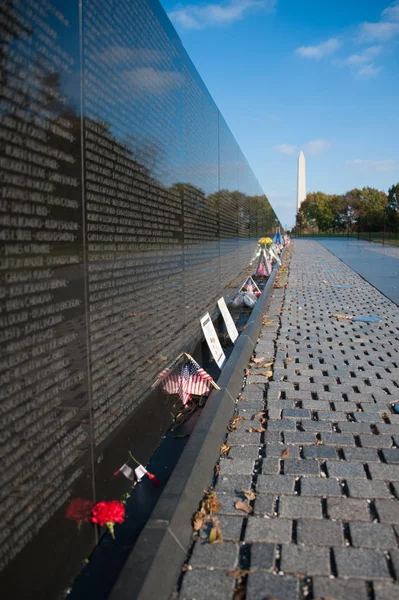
{"left": 128, "top": 451, "right": 140, "bottom": 465}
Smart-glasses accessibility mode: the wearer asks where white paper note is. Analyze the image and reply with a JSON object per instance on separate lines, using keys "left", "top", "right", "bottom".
{"left": 217, "top": 297, "right": 238, "bottom": 343}
{"left": 200, "top": 312, "right": 226, "bottom": 369}
{"left": 134, "top": 465, "right": 147, "bottom": 481}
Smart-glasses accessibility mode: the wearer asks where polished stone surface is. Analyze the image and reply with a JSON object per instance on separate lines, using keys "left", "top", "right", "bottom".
{"left": 0, "top": 0, "right": 279, "bottom": 597}
{"left": 315, "top": 238, "right": 399, "bottom": 305}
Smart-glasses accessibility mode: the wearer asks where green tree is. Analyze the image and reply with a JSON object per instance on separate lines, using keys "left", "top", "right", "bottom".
{"left": 345, "top": 187, "right": 387, "bottom": 231}
{"left": 298, "top": 192, "right": 335, "bottom": 231}
{"left": 387, "top": 183, "right": 399, "bottom": 231}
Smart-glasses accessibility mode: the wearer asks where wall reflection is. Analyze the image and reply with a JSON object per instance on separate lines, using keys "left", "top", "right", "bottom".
{"left": 0, "top": 0, "right": 280, "bottom": 597}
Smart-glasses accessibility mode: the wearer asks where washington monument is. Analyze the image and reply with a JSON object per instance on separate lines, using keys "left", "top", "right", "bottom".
{"left": 297, "top": 150, "right": 306, "bottom": 210}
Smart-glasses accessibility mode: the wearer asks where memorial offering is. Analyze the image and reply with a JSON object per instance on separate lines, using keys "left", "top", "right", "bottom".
{"left": 217, "top": 297, "right": 239, "bottom": 343}
{"left": 200, "top": 313, "right": 227, "bottom": 369}
{"left": 90, "top": 501, "right": 125, "bottom": 539}
{"left": 155, "top": 353, "right": 219, "bottom": 404}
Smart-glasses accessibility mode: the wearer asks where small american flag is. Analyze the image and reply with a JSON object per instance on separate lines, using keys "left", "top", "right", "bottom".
{"left": 178, "top": 357, "right": 213, "bottom": 405}
{"left": 244, "top": 277, "right": 255, "bottom": 293}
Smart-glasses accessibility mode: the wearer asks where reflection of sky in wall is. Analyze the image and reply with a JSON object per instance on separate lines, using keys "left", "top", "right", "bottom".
{"left": 7, "top": 0, "right": 277, "bottom": 220}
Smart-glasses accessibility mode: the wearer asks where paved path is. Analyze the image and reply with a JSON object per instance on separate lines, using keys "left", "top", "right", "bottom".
{"left": 315, "top": 238, "right": 399, "bottom": 305}
{"left": 176, "top": 240, "right": 399, "bottom": 600}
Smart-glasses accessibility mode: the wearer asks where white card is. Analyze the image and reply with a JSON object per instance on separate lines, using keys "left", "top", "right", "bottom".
{"left": 200, "top": 312, "right": 226, "bottom": 369}
{"left": 134, "top": 465, "right": 147, "bottom": 481}
{"left": 119, "top": 464, "right": 135, "bottom": 481}
{"left": 217, "top": 297, "right": 238, "bottom": 343}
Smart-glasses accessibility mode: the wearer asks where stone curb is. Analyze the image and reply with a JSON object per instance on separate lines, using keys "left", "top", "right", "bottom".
{"left": 109, "top": 257, "right": 283, "bottom": 600}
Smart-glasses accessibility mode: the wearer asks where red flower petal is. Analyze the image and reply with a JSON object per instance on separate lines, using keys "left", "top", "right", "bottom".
{"left": 146, "top": 472, "right": 160, "bottom": 487}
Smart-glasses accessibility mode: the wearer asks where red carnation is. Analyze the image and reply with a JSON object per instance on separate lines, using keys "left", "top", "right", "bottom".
{"left": 91, "top": 501, "right": 125, "bottom": 539}
{"left": 146, "top": 471, "right": 160, "bottom": 487}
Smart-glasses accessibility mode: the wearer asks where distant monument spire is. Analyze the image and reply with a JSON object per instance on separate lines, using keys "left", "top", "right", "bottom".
{"left": 297, "top": 150, "right": 306, "bottom": 211}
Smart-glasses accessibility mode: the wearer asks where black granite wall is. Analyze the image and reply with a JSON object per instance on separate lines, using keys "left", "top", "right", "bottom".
{"left": 0, "top": 0, "right": 280, "bottom": 597}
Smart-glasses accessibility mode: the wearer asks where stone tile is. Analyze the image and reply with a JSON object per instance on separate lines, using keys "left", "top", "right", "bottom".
{"left": 389, "top": 549, "right": 399, "bottom": 576}
{"left": 296, "top": 518, "right": 344, "bottom": 546}
{"left": 180, "top": 569, "right": 235, "bottom": 599}
{"left": 268, "top": 419, "right": 297, "bottom": 431}
{"left": 334, "top": 548, "right": 391, "bottom": 579}
{"left": 327, "top": 498, "right": 371, "bottom": 521}
{"left": 368, "top": 463, "right": 399, "bottom": 481}
{"left": 219, "top": 458, "right": 255, "bottom": 476}
{"left": 327, "top": 461, "right": 366, "bottom": 479}
{"left": 300, "top": 476, "right": 343, "bottom": 496}
{"left": 349, "top": 522, "right": 397, "bottom": 549}
{"left": 261, "top": 458, "right": 281, "bottom": 474}
{"left": 373, "top": 581, "right": 399, "bottom": 600}
{"left": 279, "top": 496, "right": 322, "bottom": 519}
{"left": 381, "top": 448, "right": 399, "bottom": 463}
{"left": 280, "top": 545, "right": 331, "bottom": 575}
{"left": 347, "top": 479, "right": 392, "bottom": 499}
{"left": 228, "top": 445, "right": 260, "bottom": 460}
{"left": 257, "top": 475, "right": 296, "bottom": 494}
{"left": 284, "top": 458, "right": 320, "bottom": 475}
{"left": 190, "top": 541, "right": 239, "bottom": 568}
{"left": 359, "top": 434, "right": 394, "bottom": 448}
{"left": 284, "top": 431, "right": 317, "bottom": 444}
{"left": 253, "top": 494, "right": 276, "bottom": 517}
{"left": 312, "top": 577, "right": 368, "bottom": 600}
{"left": 248, "top": 543, "right": 275, "bottom": 570}
{"left": 375, "top": 499, "right": 399, "bottom": 524}
{"left": 343, "top": 447, "right": 380, "bottom": 462}
{"left": 246, "top": 572, "right": 299, "bottom": 600}
{"left": 282, "top": 408, "right": 311, "bottom": 419}
{"left": 302, "top": 445, "right": 338, "bottom": 459}
{"left": 199, "top": 515, "right": 243, "bottom": 542}
{"left": 216, "top": 474, "right": 253, "bottom": 492}
{"left": 321, "top": 432, "right": 355, "bottom": 446}
{"left": 265, "top": 444, "right": 300, "bottom": 459}
{"left": 245, "top": 518, "right": 292, "bottom": 543}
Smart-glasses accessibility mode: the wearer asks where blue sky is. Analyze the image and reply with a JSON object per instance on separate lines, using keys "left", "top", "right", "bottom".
{"left": 160, "top": 0, "right": 399, "bottom": 227}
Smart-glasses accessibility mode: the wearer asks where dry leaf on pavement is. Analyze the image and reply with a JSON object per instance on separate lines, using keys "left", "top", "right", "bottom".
{"left": 281, "top": 448, "right": 290, "bottom": 458}
{"left": 192, "top": 510, "right": 205, "bottom": 531}
{"left": 208, "top": 518, "right": 223, "bottom": 543}
{"left": 220, "top": 443, "right": 231, "bottom": 456}
{"left": 202, "top": 492, "right": 221, "bottom": 514}
{"left": 252, "top": 357, "right": 265, "bottom": 364}
{"left": 243, "top": 489, "right": 256, "bottom": 501}
{"left": 252, "top": 411, "right": 265, "bottom": 421}
{"left": 248, "top": 426, "right": 266, "bottom": 433}
{"left": 235, "top": 500, "right": 253, "bottom": 514}
{"left": 227, "top": 569, "right": 253, "bottom": 578}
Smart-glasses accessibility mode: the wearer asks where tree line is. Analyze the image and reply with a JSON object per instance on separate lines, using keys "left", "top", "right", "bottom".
{"left": 295, "top": 183, "right": 399, "bottom": 233}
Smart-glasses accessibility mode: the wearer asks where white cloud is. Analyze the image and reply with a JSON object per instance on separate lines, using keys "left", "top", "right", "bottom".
{"left": 275, "top": 144, "right": 297, "bottom": 154}
{"left": 340, "top": 45, "right": 382, "bottom": 65}
{"left": 169, "top": 0, "right": 276, "bottom": 30}
{"left": 358, "top": 1, "right": 399, "bottom": 41}
{"left": 303, "top": 139, "right": 331, "bottom": 155}
{"left": 336, "top": 46, "right": 382, "bottom": 79}
{"left": 358, "top": 20, "right": 399, "bottom": 41}
{"left": 347, "top": 159, "right": 399, "bottom": 172}
{"left": 355, "top": 63, "right": 381, "bottom": 79}
{"left": 295, "top": 38, "right": 340, "bottom": 59}
{"left": 275, "top": 140, "right": 331, "bottom": 156}
{"left": 382, "top": 2, "right": 399, "bottom": 22}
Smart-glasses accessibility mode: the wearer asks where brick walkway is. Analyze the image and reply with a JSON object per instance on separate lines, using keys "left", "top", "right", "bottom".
{"left": 177, "top": 240, "right": 399, "bottom": 600}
